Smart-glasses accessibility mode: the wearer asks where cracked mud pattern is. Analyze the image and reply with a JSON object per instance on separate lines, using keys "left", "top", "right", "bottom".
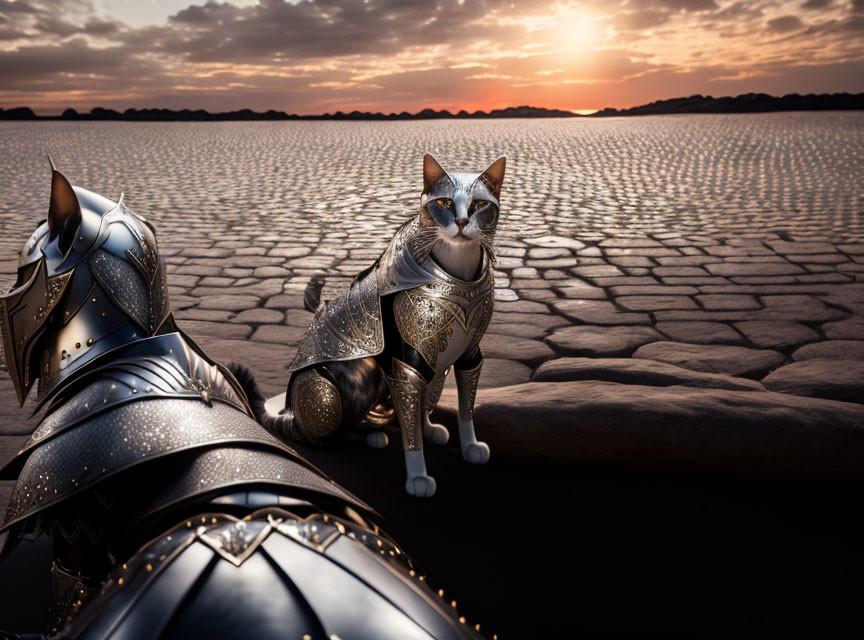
{"left": 0, "top": 113, "right": 863, "bottom": 499}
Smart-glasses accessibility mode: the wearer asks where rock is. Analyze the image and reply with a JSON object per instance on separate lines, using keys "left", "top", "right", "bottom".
{"left": 555, "top": 282, "right": 608, "bottom": 299}
{"left": 572, "top": 265, "right": 624, "bottom": 278}
{"left": 491, "top": 312, "right": 569, "bottom": 331}
{"left": 616, "top": 296, "right": 698, "bottom": 311}
{"left": 766, "top": 241, "right": 838, "bottom": 255}
{"left": 733, "top": 321, "right": 820, "bottom": 349}
{"left": 655, "top": 322, "right": 746, "bottom": 346}
{"left": 231, "top": 308, "right": 285, "bottom": 324}
{"left": 264, "top": 293, "right": 306, "bottom": 310}
{"left": 454, "top": 381, "right": 864, "bottom": 481}
{"left": 196, "top": 294, "right": 262, "bottom": 311}
{"left": 762, "top": 360, "right": 864, "bottom": 404}
{"left": 791, "top": 340, "right": 864, "bottom": 362}
{"left": 174, "top": 308, "right": 233, "bottom": 322}
{"left": 0, "top": 378, "right": 43, "bottom": 436}
{"left": 486, "top": 323, "right": 549, "bottom": 340}
{"left": 551, "top": 299, "right": 651, "bottom": 325}
{"left": 524, "top": 235, "right": 585, "bottom": 250}
{"left": 268, "top": 246, "right": 312, "bottom": 258}
{"left": 479, "top": 334, "right": 555, "bottom": 365}
{"left": 706, "top": 263, "right": 805, "bottom": 276}
{"left": 531, "top": 357, "right": 764, "bottom": 391}
{"left": 822, "top": 319, "right": 864, "bottom": 340}
{"left": 250, "top": 324, "right": 308, "bottom": 346}
{"left": 442, "top": 358, "right": 532, "bottom": 393}
{"left": 177, "top": 320, "right": 252, "bottom": 340}
{"left": 544, "top": 326, "right": 662, "bottom": 357}
{"left": 696, "top": 294, "right": 760, "bottom": 310}
{"left": 633, "top": 342, "right": 784, "bottom": 378}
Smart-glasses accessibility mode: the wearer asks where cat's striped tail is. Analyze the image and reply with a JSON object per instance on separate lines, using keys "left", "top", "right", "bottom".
{"left": 303, "top": 275, "right": 325, "bottom": 313}
{"left": 227, "top": 363, "right": 296, "bottom": 443}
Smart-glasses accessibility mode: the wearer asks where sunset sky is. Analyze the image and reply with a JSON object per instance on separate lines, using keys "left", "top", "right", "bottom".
{"left": 1, "top": 0, "right": 863, "bottom": 115}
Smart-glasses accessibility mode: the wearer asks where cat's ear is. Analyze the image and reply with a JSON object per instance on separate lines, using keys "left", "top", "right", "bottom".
{"left": 480, "top": 156, "right": 506, "bottom": 199}
{"left": 423, "top": 153, "right": 449, "bottom": 192}
{"left": 47, "top": 155, "right": 82, "bottom": 253}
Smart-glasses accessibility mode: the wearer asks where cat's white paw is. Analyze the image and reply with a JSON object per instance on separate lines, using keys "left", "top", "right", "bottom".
{"left": 405, "top": 475, "right": 437, "bottom": 498}
{"left": 423, "top": 422, "right": 449, "bottom": 446}
{"left": 366, "top": 432, "right": 389, "bottom": 449}
{"left": 462, "top": 441, "right": 490, "bottom": 464}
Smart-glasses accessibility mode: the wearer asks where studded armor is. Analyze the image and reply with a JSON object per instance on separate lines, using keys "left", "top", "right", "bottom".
{"left": 0, "top": 166, "right": 486, "bottom": 639}
{"left": 384, "top": 358, "right": 427, "bottom": 452}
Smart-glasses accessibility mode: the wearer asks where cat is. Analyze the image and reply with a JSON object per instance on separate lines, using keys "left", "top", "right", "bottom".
{"left": 0, "top": 161, "right": 486, "bottom": 638}
{"left": 257, "top": 154, "right": 505, "bottom": 498}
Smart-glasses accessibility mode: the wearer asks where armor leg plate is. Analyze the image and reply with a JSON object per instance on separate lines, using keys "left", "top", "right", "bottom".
{"left": 383, "top": 358, "right": 426, "bottom": 452}
{"left": 290, "top": 367, "right": 342, "bottom": 444}
{"left": 384, "top": 358, "right": 437, "bottom": 497}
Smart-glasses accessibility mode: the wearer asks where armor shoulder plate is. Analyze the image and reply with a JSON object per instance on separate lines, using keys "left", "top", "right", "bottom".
{"left": 1, "top": 333, "right": 252, "bottom": 478}
{"left": 288, "top": 267, "right": 384, "bottom": 373}
{"left": 2, "top": 399, "right": 292, "bottom": 531}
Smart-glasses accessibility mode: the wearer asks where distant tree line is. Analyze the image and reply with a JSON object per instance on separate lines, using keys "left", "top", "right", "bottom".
{"left": 1, "top": 93, "right": 862, "bottom": 121}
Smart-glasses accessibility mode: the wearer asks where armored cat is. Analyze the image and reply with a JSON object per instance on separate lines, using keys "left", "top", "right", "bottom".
{"left": 0, "top": 163, "right": 485, "bottom": 638}
{"left": 262, "top": 155, "right": 505, "bottom": 498}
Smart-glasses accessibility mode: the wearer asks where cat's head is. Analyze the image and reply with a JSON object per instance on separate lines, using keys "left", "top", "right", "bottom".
{"left": 417, "top": 154, "right": 505, "bottom": 254}
{"left": 0, "top": 160, "right": 172, "bottom": 405}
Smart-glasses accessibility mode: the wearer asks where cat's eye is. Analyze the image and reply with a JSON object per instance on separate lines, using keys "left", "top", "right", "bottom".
{"left": 435, "top": 198, "right": 454, "bottom": 210}
{"left": 471, "top": 200, "right": 497, "bottom": 227}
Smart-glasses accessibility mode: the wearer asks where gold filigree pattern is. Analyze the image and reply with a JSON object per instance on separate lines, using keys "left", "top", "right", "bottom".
{"left": 455, "top": 361, "right": 483, "bottom": 422}
{"left": 384, "top": 358, "right": 426, "bottom": 451}
{"left": 424, "top": 368, "right": 447, "bottom": 413}
{"left": 290, "top": 368, "right": 342, "bottom": 442}
{"left": 393, "top": 290, "right": 456, "bottom": 370}
{"left": 464, "top": 294, "right": 493, "bottom": 357}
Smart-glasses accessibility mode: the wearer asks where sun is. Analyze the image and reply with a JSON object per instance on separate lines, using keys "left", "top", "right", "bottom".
{"left": 549, "top": 11, "right": 604, "bottom": 54}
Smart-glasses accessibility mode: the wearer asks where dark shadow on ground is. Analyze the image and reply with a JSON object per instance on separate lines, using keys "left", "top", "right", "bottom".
{"left": 3, "top": 435, "right": 864, "bottom": 636}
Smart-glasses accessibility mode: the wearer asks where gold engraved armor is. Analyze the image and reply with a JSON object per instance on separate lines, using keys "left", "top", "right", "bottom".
{"left": 393, "top": 252, "right": 494, "bottom": 372}
{"left": 290, "top": 368, "right": 342, "bottom": 443}
{"left": 384, "top": 358, "right": 426, "bottom": 451}
{"left": 454, "top": 361, "right": 483, "bottom": 422}
{"left": 424, "top": 368, "right": 447, "bottom": 413}
{"left": 288, "top": 212, "right": 494, "bottom": 378}
{"left": 393, "top": 291, "right": 455, "bottom": 371}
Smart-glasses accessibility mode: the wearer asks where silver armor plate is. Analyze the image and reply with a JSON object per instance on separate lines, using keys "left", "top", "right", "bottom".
{"left": 288, "top": 216, "right": 493, "bottom": 374}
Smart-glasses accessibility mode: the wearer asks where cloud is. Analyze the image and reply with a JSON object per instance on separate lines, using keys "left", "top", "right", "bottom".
{"left": 767, "top": 15, "right": 805, "bottom": 32}
{"left": 0, "top": 0, "right": 861, "bottom": 114}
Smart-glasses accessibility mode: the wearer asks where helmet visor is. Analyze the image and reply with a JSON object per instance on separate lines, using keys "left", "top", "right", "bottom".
{"left": 0, "top": 258, "right": 72, "bottom": 405}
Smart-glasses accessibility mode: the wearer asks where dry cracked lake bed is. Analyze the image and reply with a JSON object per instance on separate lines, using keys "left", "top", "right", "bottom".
{"left": 1, "top": 113, "right": 864, "bottom": 634}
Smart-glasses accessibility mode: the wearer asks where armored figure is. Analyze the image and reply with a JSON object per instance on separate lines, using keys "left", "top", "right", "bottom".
{"left": 265, "top": 155, "right": 505, "bottom": 498}
{"left": 0, "top": 163, "right": 486, "bottom": 639}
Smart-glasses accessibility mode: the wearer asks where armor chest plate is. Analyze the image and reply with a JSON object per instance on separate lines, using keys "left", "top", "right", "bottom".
{"left": 393, "top": 266, "right": 494, "bottom": 374}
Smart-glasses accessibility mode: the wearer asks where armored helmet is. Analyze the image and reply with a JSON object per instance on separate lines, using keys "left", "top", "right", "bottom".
{"left": 0, "top": 160, "right": 173, "bottom": 406}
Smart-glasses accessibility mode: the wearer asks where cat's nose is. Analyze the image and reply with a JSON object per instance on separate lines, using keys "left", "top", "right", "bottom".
{"left": 455, "top": 219, "right": 468, "bottom": 231}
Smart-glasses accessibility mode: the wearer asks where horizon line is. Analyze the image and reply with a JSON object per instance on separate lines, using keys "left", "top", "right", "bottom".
{"left": 2, "top": 92, "right": 863, "bottom": 121}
